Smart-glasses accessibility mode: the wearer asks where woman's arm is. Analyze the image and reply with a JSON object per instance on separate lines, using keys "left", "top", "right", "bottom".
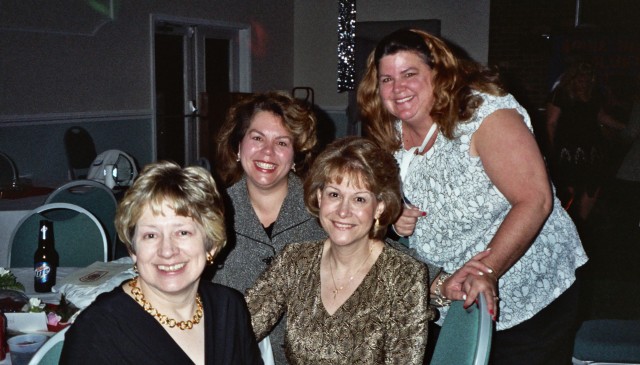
{"left": 245, "top": 247, "right": 291, "bottom": 341}
{"left": 598, "top": 108, "right": 626, "bottom": 131}
{"left": 463, "top": 108, "right": 553, "bottom": 305}
{"left": 546, "top": 102, "right": 561, "bottom": 152}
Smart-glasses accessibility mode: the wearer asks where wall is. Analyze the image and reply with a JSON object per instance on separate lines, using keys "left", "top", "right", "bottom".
{"left": 0, "top": 0, "right": 295, "bottom": 183}
{"left": 0, "top": 1, "right": 491, "bottom": 184}
{"left": 293, "top": 0, "right": 490, "bottom": 112}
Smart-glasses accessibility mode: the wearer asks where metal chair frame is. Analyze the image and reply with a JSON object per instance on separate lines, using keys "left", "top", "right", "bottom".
{"left": 45, "top": 179, "right": 118, "bottom": 259}
{"left": 430, "top": 295, "right": 493, "bottom": 365}
{"left": 8, "top": 202, "right": 108, "bottom": 267}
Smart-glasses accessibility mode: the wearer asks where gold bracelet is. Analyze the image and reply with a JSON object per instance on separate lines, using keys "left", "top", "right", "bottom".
{"left": 483, "top": 263, "right": 499, "bottom": 281}
{"left": 431, "top": 272, "right": 452, "bottom": 307}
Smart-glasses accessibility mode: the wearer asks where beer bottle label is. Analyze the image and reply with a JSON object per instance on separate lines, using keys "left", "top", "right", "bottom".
{"left": 34, "top": 262, "right": 52, "bottom": 284}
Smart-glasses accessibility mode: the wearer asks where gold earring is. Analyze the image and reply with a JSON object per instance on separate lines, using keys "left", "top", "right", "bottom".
{"left": 206, "top": 252, "right": 214, "bottom": 265}
{"left": 375, "top": 218, "right": 380, "bottom": 229}
{"left": 133, "top": 264, "right": 138, "bottom": 273}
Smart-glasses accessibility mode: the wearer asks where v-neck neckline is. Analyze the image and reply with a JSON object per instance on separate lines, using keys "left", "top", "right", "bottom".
{"left": 318, "top": 244, "right": 384, "bottom": 317}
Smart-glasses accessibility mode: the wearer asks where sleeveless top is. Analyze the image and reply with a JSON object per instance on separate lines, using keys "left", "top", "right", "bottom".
{"left": 394, "top": 92, "right": 588, "bottom": 330}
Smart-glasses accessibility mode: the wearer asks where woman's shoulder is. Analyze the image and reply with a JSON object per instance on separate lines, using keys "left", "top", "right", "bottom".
{"left": 226, "top": 176, "right": 246, "bottom": 198}
{"left": 460, "top": 91, "right": 531, "bottom": 132}
{"left": 382, "top": 243, "right": 428, "bottom": 274}
{"left": 199, "top": 281, "right": 245, "bottom": 304}
{"left": 73, "top": 285, "right": 131, "bottom": 323}
{"left": 280, "top": 240, "right": 324, "bottom": 258}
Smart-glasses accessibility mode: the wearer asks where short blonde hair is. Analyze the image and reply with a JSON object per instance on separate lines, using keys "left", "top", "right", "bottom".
{"left": 115, "top": 161, "right": 226, "bottom": 256}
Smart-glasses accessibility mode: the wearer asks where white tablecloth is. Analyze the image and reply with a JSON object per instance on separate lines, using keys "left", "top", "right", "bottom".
{"left": 9, "top": 267, "right": 79, "bottom": 304}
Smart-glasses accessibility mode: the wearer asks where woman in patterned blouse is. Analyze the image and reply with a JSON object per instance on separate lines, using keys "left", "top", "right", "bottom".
{"left": 357, "top": 29, "right": 587, "bottom": 364}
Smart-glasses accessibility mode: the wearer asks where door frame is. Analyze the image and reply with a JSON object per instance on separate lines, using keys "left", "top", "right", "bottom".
{"left": 150, "top": 14, "right": 251, "bottom": 164}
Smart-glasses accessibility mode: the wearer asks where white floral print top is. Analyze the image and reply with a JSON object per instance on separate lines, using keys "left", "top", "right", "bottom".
{"left": 395, "top": 92, "right": 588, "bottom": 330}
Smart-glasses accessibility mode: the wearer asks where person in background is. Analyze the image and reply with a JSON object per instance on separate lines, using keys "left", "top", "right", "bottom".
{"left": 357, "top": 28, "right": 588, "bottom": 364}
{"left": 547, "top": 60, "right": 625, "bottom": 226}
{"left": 213, "top": 91, "right": 327, "bottom": 364}
{"left": 246, "top": 136, "right": 433, "bottom": 364}
{"left": 61, "top": 161, "right": 262, "bottom": 365}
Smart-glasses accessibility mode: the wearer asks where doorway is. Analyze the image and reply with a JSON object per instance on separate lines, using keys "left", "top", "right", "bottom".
{"left": 152, "top": 16, "right": 251, "bottom": 166}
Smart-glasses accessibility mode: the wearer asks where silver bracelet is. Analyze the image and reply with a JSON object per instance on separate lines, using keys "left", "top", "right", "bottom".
{"left": 431, "top": 272, "right": 452, "bottom": 307}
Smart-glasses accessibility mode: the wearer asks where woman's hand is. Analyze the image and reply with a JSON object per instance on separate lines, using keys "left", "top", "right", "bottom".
{"left": 393, "top": 204, "right": 425, "bottom": 237}
{"left": 441, "top": 249, "right": 499, "bottom": 319}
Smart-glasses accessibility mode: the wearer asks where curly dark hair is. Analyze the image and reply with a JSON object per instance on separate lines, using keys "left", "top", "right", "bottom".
{"left": 215, "top": 91, "right": 318, "bottom": 187}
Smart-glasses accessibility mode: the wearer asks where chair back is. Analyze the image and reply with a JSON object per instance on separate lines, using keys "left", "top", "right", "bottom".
{"left": 64, "top": 126, "right": 97, "bottom": 179}
{"left": 28, "top": 326, "right": 69, "bottom": 365}
{"left": 0, "top": 151, "right": 18, "bottom": 190}
{"left": 45, "top": 180, "right": 118, "bottom": 260}
{"left": 572, "top": 319, "right": 640, "bottom": 365}
{"left": 8, "top": 203, "right": 108, "bottom": 267}
{"left": 430, "top": 295, "right": 493, "bottom": 365}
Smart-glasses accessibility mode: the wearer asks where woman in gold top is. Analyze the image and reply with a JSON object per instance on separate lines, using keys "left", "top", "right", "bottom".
{"left": 245, "top": 137, "right": 431, "bottom": 364}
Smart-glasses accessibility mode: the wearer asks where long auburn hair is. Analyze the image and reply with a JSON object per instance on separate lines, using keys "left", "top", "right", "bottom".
{"left": 357, "top": 29, "right": 505, "bottom": 153}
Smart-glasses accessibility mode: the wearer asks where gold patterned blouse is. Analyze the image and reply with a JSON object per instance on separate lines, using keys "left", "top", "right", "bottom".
{"left": 246, "top": 240, "right": 432, "bottom": 364}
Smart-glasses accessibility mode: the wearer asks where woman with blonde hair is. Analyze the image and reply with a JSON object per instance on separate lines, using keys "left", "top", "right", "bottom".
{"left": 61, "top": 161, "right": 261, "bottom": 364}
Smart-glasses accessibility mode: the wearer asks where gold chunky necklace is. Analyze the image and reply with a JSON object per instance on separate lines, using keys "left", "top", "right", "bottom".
{"left": 129, "top": 277, "right": 203, "bottom": 330}
{"left": 328, "top": 244, "right": 374, "bottom": 300}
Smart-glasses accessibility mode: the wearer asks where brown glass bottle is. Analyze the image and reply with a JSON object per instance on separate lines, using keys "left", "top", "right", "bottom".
{"left": 0, "top": 312, "right": 6, "bottom": 361}
{"left": 34, "top": 220, "right": 59, "bottom": 292}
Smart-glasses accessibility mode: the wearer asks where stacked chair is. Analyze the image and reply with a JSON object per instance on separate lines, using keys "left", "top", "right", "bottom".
{"left": 9, "top": 202, "right": 108, "bottom": 267}
{"left": 44, "top": 180, "right": 118, "bottom": 260}
{"left": 28, "top": 326, "right": 70, "bottom": 365}
{"left": 572, "top": 319, "right": 640, "bottom": 365}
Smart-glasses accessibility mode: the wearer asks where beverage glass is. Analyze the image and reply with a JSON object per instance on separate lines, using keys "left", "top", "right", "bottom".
{"left": 7, "top": 333, "right": 48, "bottom": 365}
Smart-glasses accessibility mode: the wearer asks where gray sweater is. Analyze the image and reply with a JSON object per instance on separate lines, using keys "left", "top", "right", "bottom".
{"left": 213, "top": 174, "right": 327, "bottom": 364}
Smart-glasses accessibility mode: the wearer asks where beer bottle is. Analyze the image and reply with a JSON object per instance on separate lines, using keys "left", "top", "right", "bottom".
{"left": 34, "top": 220, "right": 59, "bottom": 293}
{"left": 0, "top": 312, "right": 7, "bottom": 361}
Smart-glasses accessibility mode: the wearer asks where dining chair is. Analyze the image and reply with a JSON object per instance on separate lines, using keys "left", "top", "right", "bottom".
{"left": 45, "top": 180, "right": 119, "bottom": 260}
{"left": 430, "top": 295, "right": 493, "bottom": 365}
{"left": 28, "top": 326, "right": 70, "bottom": 365}
{"left": 64, "top": 126, "right": 97, "bottom": 180}
{"left": 572, "top": 319, "right": 640, "bottom": 365}
{"left": 0, "top": 151, "right": 19, "bottom": 190}
{"left": 8, "top": 202, "right": 108, "bottom": 268}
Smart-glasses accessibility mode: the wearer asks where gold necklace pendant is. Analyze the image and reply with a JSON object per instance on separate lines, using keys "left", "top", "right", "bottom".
{"left": 129, "top": 277, "right": 203, "bottom": 330}
{"left": 328, "top": 244, "right": 374, "bottom": 300}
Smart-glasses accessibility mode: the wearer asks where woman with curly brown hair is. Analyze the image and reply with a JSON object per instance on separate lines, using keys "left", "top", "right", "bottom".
{"left": 213, "top": 91, "right": 326, "bottom": 364}
{"left": 358, "top": 29, "right": 587, "bottom": 364}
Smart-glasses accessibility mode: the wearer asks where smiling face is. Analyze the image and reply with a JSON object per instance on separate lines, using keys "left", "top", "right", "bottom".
{"left": 131, "top": 201, "right": 213, "bottom": 299}
{"left": 239, "top": 111, "right": 295, "bottom": 192}
{"left": 317, "top": 177, "right": 385, "bottom": 248}
{"left": 378, "top": 50, "right": 436, "bottom": 127}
